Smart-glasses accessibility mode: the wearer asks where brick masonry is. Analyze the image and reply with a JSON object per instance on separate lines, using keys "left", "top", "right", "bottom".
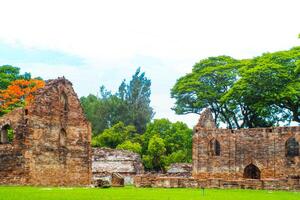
{"left": 0, "top": 77, "right": 92, "bottom": 186}
{"left": 134, "top": 175, "right": 300, "bottom": 190}
{"left": 92, "top": 148, "right": 144, "bottom": 184}
{"left": 193, "top": 109, "right": 300, "bottom": 180}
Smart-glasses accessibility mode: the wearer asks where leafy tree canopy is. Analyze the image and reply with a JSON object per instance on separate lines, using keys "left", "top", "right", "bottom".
{"left": 81, "top": 67, "right": 154, "bottom": 135}
{"left": 116, "top": 140, "right": 142, "bottom": 154}
{"left": 0, "top": 79, "right": 45, "bottom": 116}
{"left": 0, "top": 65, "right": 31, "bottom": 90}
{"left": 141, "top": 119, "right": 192, "bottom": 171}
{"left": 92, "top": 122, "right": 138, "bottom": 148}
{"left": 171, "top": 47, "right": 300, "bottom": 128}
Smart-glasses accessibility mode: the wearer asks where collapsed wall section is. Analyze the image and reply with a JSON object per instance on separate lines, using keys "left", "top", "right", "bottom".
{"left": 92, "top": 148, "right": 144, "bottom": 184}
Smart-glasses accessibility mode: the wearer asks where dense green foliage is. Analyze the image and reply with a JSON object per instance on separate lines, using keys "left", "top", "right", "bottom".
{"left": 92, "top": 122, "right": 138, "bottom": 148}
{"left": 171, "top": 47, "right": 300, "bottom": 128}
{"left": 141, "top": 119, "right": 192, "bottom": 170}
{"left": 0, "top": 186, "right": 299, "bottom": 200}
{"left": 119, "top": 67, "right": 154, "bottom": 133}
{"left": 0, "top": 65, "right": 31, "bottom": 90}
{"left": 7, "top": 127, "right": 14, "bottom": 142}
{"left": 81, "top": 67, "right": 154, "bottom": 135}
{"left": 91, "top": 119, "right": 192, "bottom": 171}
{"left": 116, "top": 140, "right": 142, "bottom": 154}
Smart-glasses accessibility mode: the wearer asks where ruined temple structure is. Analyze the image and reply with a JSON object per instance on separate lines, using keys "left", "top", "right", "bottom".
{"left": 193, "top": 108, "right": 300, "bottom": 180}
{"left": 134, "top": 109, "right": 300, "bottom": 190}
{"left": 0, "top": 77, "right": 92, "bottom": 186}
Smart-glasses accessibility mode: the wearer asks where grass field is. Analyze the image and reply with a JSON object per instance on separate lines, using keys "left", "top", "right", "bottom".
{"left": 0, "top": 186, "right": 299, "bottom": 200}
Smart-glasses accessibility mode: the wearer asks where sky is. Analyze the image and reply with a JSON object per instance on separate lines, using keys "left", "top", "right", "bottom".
{"left": 0, "top": 0, "right": 299, "bottom": 128}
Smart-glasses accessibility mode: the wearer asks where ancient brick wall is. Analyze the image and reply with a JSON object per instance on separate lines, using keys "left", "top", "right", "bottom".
{"left": 192, "top": 109, "right": 300, "bottom": 180}
{"left": 166, "top": 163, "right": 192, "bottom": 177}
{"left": 0, "top": 108, "right": 28, "bottom": 185}
{"left": 0, "top": 77, "right": 92, "bottom": 186}
{"left": 134, "top": 175, "right": 300, "bottom": 190}
{"left": 92, "top": 148, "right": 144, "bottom": 184}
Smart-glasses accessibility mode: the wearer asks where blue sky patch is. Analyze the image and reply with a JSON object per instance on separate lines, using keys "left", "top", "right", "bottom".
{"left": 0, "top": 41, "right": 85, "bottom": 66}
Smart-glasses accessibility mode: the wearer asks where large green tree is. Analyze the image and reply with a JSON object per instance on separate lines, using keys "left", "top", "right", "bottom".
{"left": 81, "top": 68, "right": 154, "bottom": 135}
{"left": 80, "top": 87, "right": 128, "bottom": 135}
{"left": 224, "top": 47, "right": 300, "bottom": 124}
{"left": 141, "top": 119, "right": 192, "bottom": 171}
{"left": 171, "top": 47, "right": 300, "bottom": 128}
{"left": 143, "top": 135, "right": 166, "bottom": 171}
{"left": 171, "top": 56, "right": 242, "bottom": 128}
{"left": 118, "top": 67, "right": 154, "bottom": 133}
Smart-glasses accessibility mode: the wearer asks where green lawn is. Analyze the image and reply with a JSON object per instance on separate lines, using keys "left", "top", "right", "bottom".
{"left": 0, "top": 186, "right": 299, "bottom": 200}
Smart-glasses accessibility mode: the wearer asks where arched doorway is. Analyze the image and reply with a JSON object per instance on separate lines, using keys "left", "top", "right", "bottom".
{"left": 208, "top": 138, "right": 221, "bottom": 156}
{"left": 0, "top": 124, "right": 14, "bottom": 144}
{"left": 243, "top": 164, "right": 261, "bottom": 179}
{"left": 285, "top": 137, "right": 299, "bottom": 157}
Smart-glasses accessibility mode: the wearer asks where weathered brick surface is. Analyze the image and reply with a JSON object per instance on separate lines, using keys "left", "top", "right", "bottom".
{"left": 111, "top": 173, "right": 124, "bottom": 187}
{"left": 134, "top": 175, "right": 300, "bottom": 190}
{"left": 0, "top": 77, "right": 92, "bottom": 186}
{"left": 92, "top": 148, "right": 144, "bottom": 184}
{"left": 193, "top": 109, "right": 300, "bottom": 180}
{"left": 167, "top": 163, "right": 192, "bottom": 177}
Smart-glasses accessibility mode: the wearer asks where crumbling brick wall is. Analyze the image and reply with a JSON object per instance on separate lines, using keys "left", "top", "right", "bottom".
{"left": 0, "top": 77, "right": 92, "bottom": 186}
{"left": 166, "top": 163, "right": 192, "bottom": 177}
{"left": 192, "top": 108, "right": 300, "bottom": 180}
{"left": 92, "top": 148, "right": 144, "bottom": 184}
{"left": 0, "top": 108, "right": 28, "bottom": 185}
{"left": 134, "top": 175, "right": 300, "bottom": 190}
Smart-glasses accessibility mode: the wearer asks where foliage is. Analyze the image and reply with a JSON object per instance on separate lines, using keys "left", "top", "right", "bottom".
{"left": 164, "top": 150, "right": 187, "bottom": 166}
{"left": 7, "top": 127, "right": 14, "bottom": 142}
{"left": 0, "top": 79, "right": 45, "bottom": 115}
{"left": 224, "top": 47, "right": 300, "bottom": 125}
{"left": 80, "top": 92, "right": 127, "bottom": 135}
{"left": 91, "top": 118, "right": 192, "bottom": 171}
{"left": 92, "top": 122, "right": 138, "bottom": 148}
{"left": 171, "top": 56, "right": 242, "bottom": 128}
{"left": 0, "top": 65, "right": 31, "bottom": 90}
{"left": 81, "top": 67, "right": 154, "bottom": 135}
{"left": 116, "top": 140, "right": 142, "bottom": 154}
{"left": 172, "top": 47, "right": 300, "bottom": 128}
{"left": 118, "top": 67, "right": 154, "bottom": 133}
{"left": 141, "top": 119, "right": 192, "bottom": 171}
{"left": 144, "top": 134, "right": 166, "bottom": 171}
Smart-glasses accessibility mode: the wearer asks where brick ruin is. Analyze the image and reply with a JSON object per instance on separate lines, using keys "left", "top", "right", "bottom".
{"left": 134, "top": 108, "right": 300, "bottom": 190}
{"left": 92, "top": 148, "right": 144, "bottom": 185}
{"left": 0, "top": 76, "right": 299, "bottom": 190}
{"left": 0, "top": 77, "right": 92, "bottom": 186}
{"left": 166, "top": 163, "right": 192, "bottom": 177}
{"left": 193, "top": 108, "right": 300, "bottom": 180}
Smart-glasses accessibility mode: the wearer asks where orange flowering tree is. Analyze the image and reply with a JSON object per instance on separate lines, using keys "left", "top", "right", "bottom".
{"left": 0, "top": 79, "right": 45, "bottom": 115}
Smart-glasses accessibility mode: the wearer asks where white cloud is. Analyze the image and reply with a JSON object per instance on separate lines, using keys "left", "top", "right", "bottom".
{"left": 0, "top": 0, "right": 299, "bottom": 127}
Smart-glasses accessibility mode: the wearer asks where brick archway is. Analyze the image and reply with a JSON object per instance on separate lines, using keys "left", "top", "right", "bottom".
{"left": 0, "top": 124, "right": 13, "bottom": 144}
{"left": 243, "top": 164, "right": 261, "bottom": 179}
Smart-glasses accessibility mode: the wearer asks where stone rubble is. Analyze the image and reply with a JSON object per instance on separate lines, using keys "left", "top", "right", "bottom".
{"left": 92, "top": 147, "right": 144, "bottom": 185}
